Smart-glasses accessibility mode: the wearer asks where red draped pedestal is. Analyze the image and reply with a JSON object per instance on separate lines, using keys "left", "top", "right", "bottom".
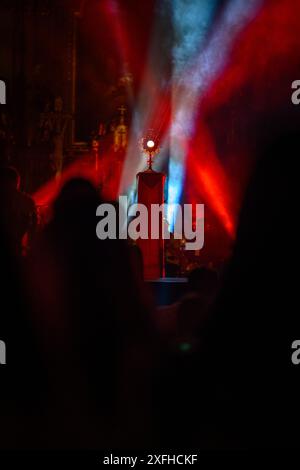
{"left": 137, "top": 169, "right": 165, "bottom": 280}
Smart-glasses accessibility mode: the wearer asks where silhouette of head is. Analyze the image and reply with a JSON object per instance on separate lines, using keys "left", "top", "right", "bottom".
{"left": 0, "top": 166, "right": 20, "bottom": 190}
{"left": 53, "top": 178, "right": 101, "bottom": 222}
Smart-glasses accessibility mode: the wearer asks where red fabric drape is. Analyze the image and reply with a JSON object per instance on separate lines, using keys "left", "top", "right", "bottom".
{"left": 137, "top": 170, "right": 165, "bottom": 280}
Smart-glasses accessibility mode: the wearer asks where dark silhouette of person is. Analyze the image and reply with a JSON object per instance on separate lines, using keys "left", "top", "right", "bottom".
{"left": 202, "top": 130, "right": 300, "bottom": 449}
{"left": 154, "top": 129, "right": 300, "bottom": 449}
{"left": 155, "top": 267, "right": 219, "bottom": 344}
{"left": 153, "top": 269, "right": 219, "bottom": 448}
{"left": 26, "top": 178, "right": 156, "bottom": 449}
{"left": 0, "top": 198, "right": 48, "bottom": 450}
{"left": 0, "top": 166, "right": 37, "bottom": 256}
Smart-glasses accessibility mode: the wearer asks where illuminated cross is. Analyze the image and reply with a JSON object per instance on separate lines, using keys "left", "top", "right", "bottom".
{"left": 118, "top": 105, "right": 126, "bottom": 116}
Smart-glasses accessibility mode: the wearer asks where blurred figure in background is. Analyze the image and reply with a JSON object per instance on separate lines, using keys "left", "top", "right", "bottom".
{"left": 26, "top": 178, "right": 156, "bottom": 449}
{"left": 0, "top": 179, "right": 47, "bottom": 450}
{"left": 202, "top": 130, "right": 300, "bottom": 448}
{"left": 152, "top": 267, "right": 219, "bottom": 448}
{"left": 0, "top": 166, "right": 37, "bottom": 256}
{"left": 155, "top": 267, "right": 219, "bottom": 347}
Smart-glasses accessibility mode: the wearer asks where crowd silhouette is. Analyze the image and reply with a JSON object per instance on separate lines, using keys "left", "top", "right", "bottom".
{"left": 0, "top": 129, "right": 299, "bottom": 449}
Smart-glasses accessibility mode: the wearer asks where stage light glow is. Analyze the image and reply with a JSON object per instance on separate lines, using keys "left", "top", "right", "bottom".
{"left": 172, "top": 0, "right": 218, "bottom": 79}
{"left": 118, "top": 0, "right": 262, "bottom": 237}
{"left": 167, "top": 158, "right": 184, "bottom": 232}
{"left": 167, "top": 0, "right": 262, "bottom": 234}
{"left": 32, "top": 0, "right": 300, "bottom": 265}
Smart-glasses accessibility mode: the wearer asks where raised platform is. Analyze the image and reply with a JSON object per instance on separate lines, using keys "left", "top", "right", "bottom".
{"left": 147, "top": 277, "right": 188, "bottom": 306}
